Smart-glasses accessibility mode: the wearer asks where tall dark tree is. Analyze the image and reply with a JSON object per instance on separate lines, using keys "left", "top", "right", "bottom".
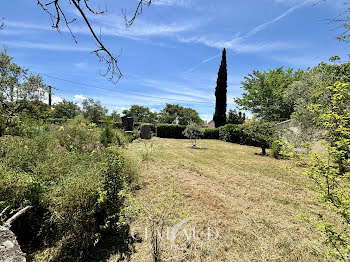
{"left": 213, "top": 48, "right": 227, "bottom": 128}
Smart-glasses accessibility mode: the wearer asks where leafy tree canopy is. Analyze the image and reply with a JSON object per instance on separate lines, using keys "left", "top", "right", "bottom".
{"left": 159, "top": 104, "right": 203, "bottom": 126}
{"left": 227, "top": 109, "right": 246, "bottom": 125}
{"left": 122, "top": 105, "right": 157, "bottom": 123}
{"left": 82, "top": 98, "right": 108, "bottom": 124}
{"left": 51, "top": 100, "right": 80, "bottom": 119}
{"left": 235, "top": 67, "right": 304, "bottom": 122}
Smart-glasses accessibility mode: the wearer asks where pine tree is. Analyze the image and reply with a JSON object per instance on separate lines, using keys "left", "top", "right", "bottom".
{"left": 214, "top": 48, "right": 227, "bottom": 128}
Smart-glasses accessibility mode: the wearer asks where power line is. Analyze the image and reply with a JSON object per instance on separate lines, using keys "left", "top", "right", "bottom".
{"left": 41, "top": 73, "right": 215, "bottom": 105}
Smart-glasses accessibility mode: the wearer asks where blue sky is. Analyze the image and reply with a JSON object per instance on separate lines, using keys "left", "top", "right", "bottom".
{"left": 1, "top": 0, "right": 349, "bottom": 121}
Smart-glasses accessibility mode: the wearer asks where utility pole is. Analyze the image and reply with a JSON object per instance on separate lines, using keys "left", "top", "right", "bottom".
{"left": 48, "top": 85, "right": 52, "bottom": 107}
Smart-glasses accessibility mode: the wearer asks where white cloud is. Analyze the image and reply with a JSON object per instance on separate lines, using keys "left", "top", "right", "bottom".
{"left": 152, "top": 0, "right": 190, "bottom": 7}
{"left": 1, "top": 40, "right": 91, "bottom": 52}
{"left": 73, "top": 62, "right": 88, "bottom": 69}
{"left": 42, "top": 92, "right": 63, "bottom": 105}
{"left": 178, "top": 35, "right": 292, "bottom": 53}
{"left": 74, "top": 94, "right": 87, "bottom": 101}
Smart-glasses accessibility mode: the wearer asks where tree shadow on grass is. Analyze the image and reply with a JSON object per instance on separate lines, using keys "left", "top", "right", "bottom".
{"left": 187, "top": 146, "right": 209, "bottom": 150}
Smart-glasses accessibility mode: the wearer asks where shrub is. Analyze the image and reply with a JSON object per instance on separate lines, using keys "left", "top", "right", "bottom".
{"left": 156, "top": 124, "right": 186, "bottom": 139}
{"left": 218, "top": 122, "right": 276, "bottom": 155}
{"left": 183, "top": 124, "right": 203, "bottom": 147}
{"left": 100, "top": 122, "right": 116, "bottom": 146}
{"left": 56, "top": 123, "right": 100, "bottom": 152}
{"left": 202, "top": 128, "right": 219, "bottom": 139}
{"left": 218, "top": 124, "right": 247, "bottom": 144}
{"left": 0, "top": 115, "right": 6, "bottom": 137}
{"left": 242, "top": 121, "right": 276, "bottom": 155}
{"left": 115, "top": 129, "right": 132, "bottom": 147}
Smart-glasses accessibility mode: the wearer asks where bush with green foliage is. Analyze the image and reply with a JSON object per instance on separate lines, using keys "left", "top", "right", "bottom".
{"left": 0, "top": 114, "right": 6, "bottom": 137}
{"left": 227, "top": 109, "right": 246, "bottom": 124}
{"left": 156, "top": 124, "right": 186, "bottom": 139}
{"left": 242, "top": 121, "right": 276, "bottom": 155}
{"left": 218, "top": 124, "right": 247, "bottom": 144}
{"left": 56, "top": 123, "right": 100, "bottom": 152}
{"left": 100, "top": 122, "right": 116, "bottom": 147}
{"left": 0, "top": 121, "right": 138, "bottom": 260}
{"left": 202, "top": 128, "right": 220, "bottom": 139}
{"left": 301, "top": 82, "right": 350, "bottom": 260}
{"left": 271, "top": 138, "right": 297, "bottom": 159}
{"left": 183, "top": 124, "right": 203, "bottom": 147}
{"left": 218, "top": 121, "right": 276, "bottom": 155}
{"left": 51, "top": 100, "right": 80, "bottom": 119}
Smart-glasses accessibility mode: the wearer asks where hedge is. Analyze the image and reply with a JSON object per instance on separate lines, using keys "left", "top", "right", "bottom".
{"left": 156, "top": 124, "right": 186, "bottom": 139}
{"left": 201, "top": 128, "right": 220, "bottom": 139}
{"left": 218, "top": 124, "right": 260, "bottom": 147}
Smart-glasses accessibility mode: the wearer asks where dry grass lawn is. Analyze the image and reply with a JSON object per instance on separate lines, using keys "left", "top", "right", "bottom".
{"left": 109, "top": 138, "right": 328, "bottom": 262}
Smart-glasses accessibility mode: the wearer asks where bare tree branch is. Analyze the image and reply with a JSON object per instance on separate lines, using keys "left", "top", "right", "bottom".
{"left": 4, "top": 206, "right": 32, "bottom": 228}
{"left": 123, "top": 0, "right": 152, "bottom": 28}
{"left": 0, "top": 18, "right": 4, "bottom": 30}
{"left": 37, "top": 0, "right": 151, "bottom": 83}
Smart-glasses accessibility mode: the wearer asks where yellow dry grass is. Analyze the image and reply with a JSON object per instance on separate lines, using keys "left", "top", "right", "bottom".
{"left": 109, "top": 138, "right": 328, "bottom": 262}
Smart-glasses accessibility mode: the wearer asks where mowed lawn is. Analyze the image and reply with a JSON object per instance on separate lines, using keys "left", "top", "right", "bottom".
{"left": 112, "top": 138, "right": 326, "bottom": 262}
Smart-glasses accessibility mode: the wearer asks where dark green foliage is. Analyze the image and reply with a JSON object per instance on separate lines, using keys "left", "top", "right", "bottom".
{"left": 123, "top": 105, "right": 158, "bottom": 123}
{"left": 219, "top": 124, "right": 248, "bottom": 144}
{"left": 214, "top": 48, "right": 227, "bottom": 128}
{"left": 227, "top": 109, "right": 246, "bottom": 124}
{"left": 100, "top": 122, "right": 116, "bottom": 147}
{"left": 242, "top": 121, "right": 276, "bottom": 155}
{"left": 202, "top": 128, "right": 219, "bottom": 139}
{"left": 0, "top": 114, "right": 6, "bottom": 136}
{"left": 159, "top": 104, "right": 203, "bottom": 125}
{"left": 156, "top": 124, "right": 186, "bottom": 139}
{"left": 51, "top": 100, "right": 80, "bottom": 119}
{"left": 218, "top": 121, "right": 276, "bottom": 154}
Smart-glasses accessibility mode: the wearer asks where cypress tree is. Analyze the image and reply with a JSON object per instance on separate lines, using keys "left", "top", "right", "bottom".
{"left": 213, "top": 48, "right": 227, "bottom": 128}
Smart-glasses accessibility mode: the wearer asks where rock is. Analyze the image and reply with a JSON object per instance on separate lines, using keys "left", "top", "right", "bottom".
{"left": 140, "top": 124, "right": 152, "bottom": 140}
{"left": 0, "top": 226, "right": 26, "bottom": 262}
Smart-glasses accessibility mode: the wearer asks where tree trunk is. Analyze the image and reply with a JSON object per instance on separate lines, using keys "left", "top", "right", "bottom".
{"left": 261, "top": 146, "right": 266, "bottom": 155}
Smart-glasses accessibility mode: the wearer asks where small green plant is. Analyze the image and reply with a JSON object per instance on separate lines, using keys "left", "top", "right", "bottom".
{"left": 100, "top": 122, "right": 115, "bottom": 146}
{"left": 301, "top": 82, "right": 350, "bottom": 260}
{"left": 141, "top": 140, "right": 154, "bottom": 161}
{"left": 271, "top": 138, "right": 298, "bottom": 159}
{"left": 183, "top": 124, "right": 203, "bottom": 148}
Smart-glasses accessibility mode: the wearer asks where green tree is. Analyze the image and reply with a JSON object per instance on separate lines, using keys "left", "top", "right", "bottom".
{"left": 0, "top": 48, "right": 27, "bottom": 103}
{"left": 110, "top": 110, "right": 121, "bottom": 122}
{"left": 183, "top": 124, "right": 203, "bottom": 147}
{"left": 213, "top": 48, "right": 227, "bottom": 128}
{"left": 51, "top": 100, "right": 80, "bottom": 119}
{"left": 122, "top": 105, "right": 157, "bottom": 123}
{"left": 243, "top": 121, "right": 276, "bottom": 155}
{"left": 303, "top": 82, "right": 350, "bottom": 260}
{"left": 159, "top": 104, "right": 203, "bottom": 125}
{"left": 82, "top": 98, "right": 108, "bottom": 124}
{"left": 284, "top": 62, "right": 350, "bottom": 144}
{"left": 235, "top": 67, "right": 304, "bottom": 122}
{"left": 227, "top": 109, "right": 246, "bottom": 124}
